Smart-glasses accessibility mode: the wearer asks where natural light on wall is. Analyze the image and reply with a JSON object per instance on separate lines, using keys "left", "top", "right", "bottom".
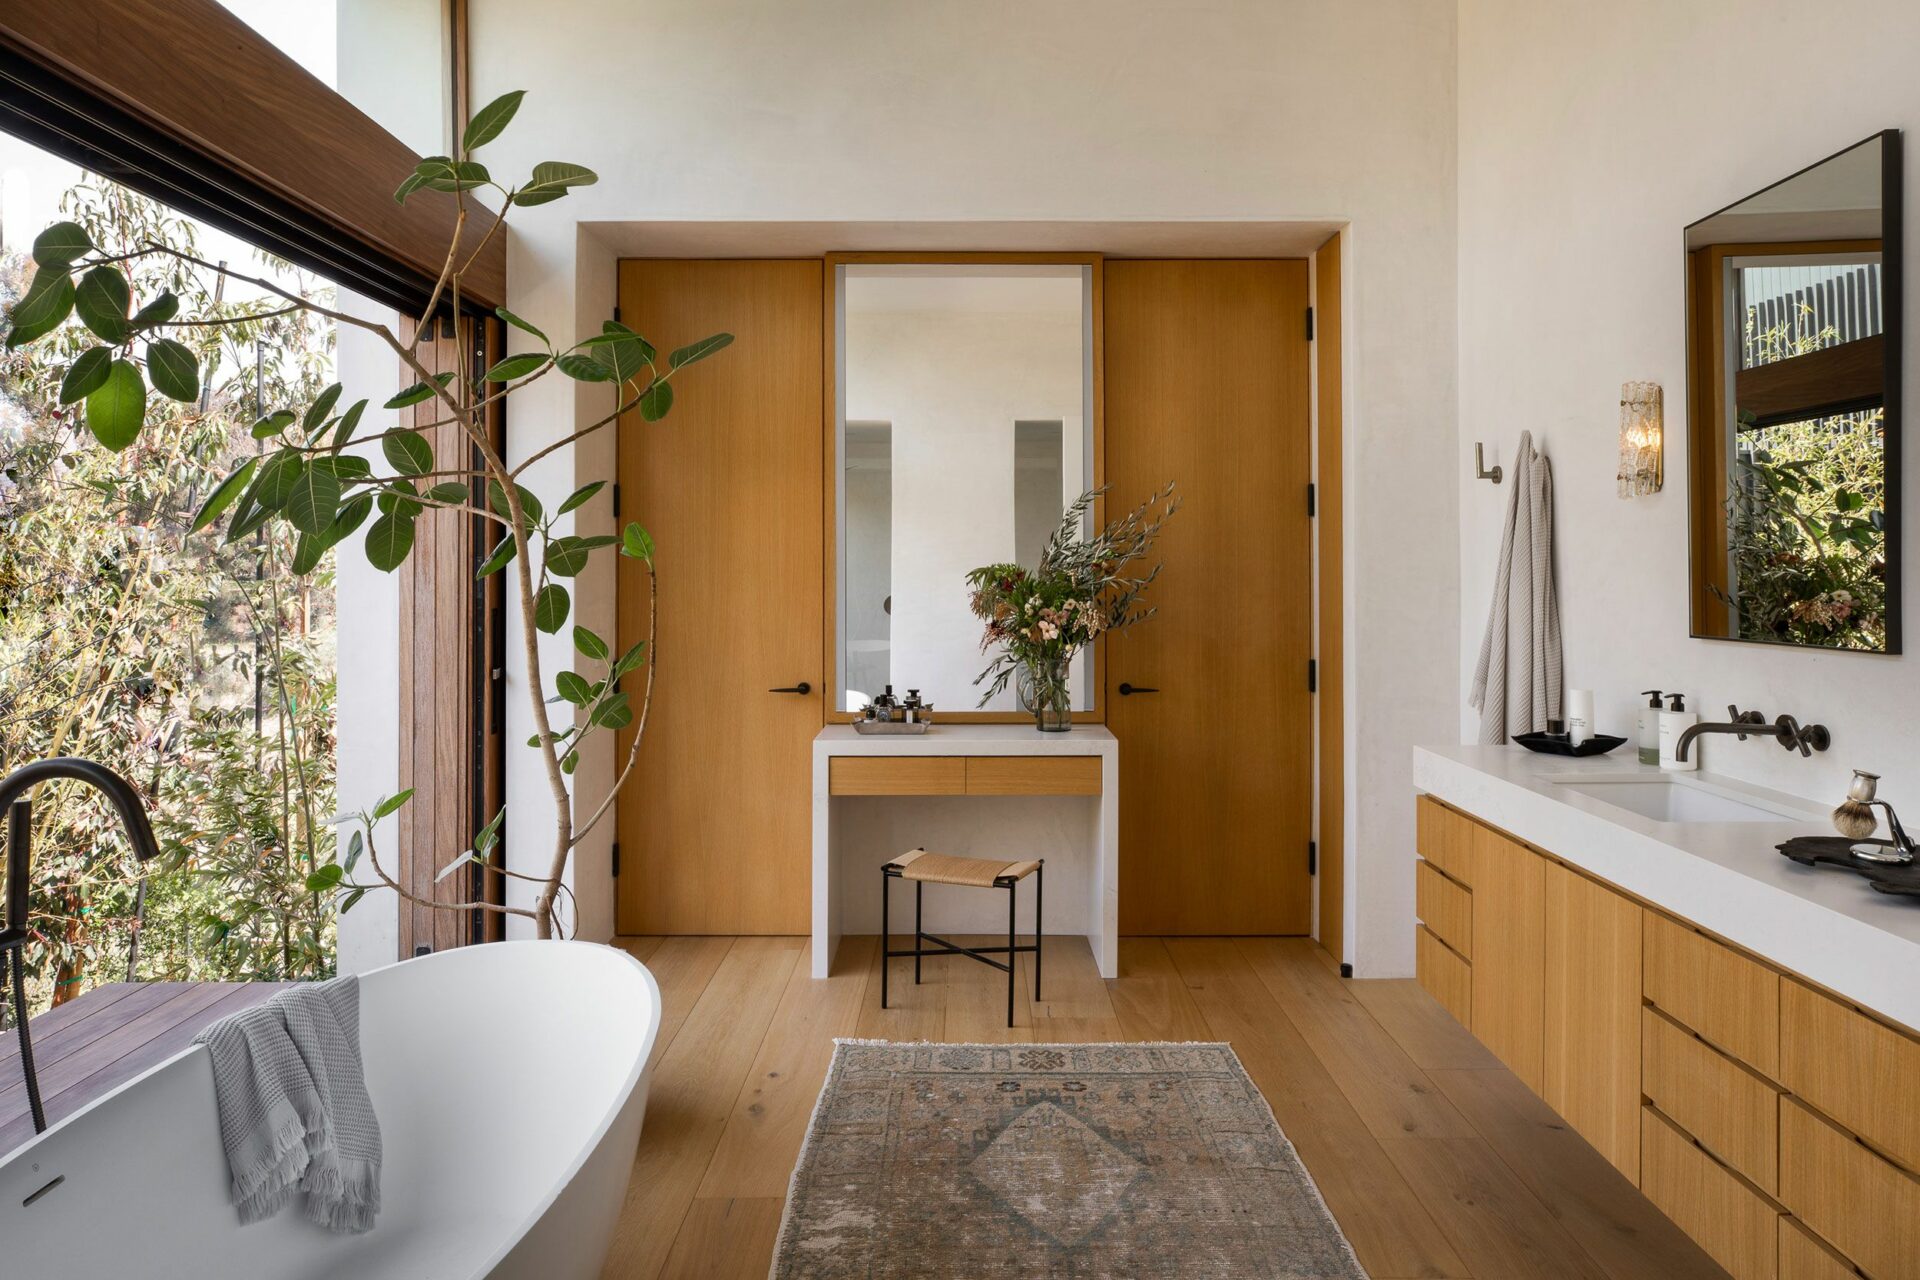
{"left": 1617, "top": 380, "right": 1663, "bottom": 498}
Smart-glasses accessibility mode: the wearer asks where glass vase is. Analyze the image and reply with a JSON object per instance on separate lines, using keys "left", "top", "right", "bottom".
{"left": 1018, "top": 655, "right": 1073, "bottom": 732}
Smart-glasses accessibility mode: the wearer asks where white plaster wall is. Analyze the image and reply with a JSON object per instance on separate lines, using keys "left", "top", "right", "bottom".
{"left": 454, "top": 0, "right": 1458, "bottom": 971}
{"left": 843, "top": 305, "right": 1085, "bottom": 711}
{"left": 1457, "top": 2, "right": 1920, "bottom": 812}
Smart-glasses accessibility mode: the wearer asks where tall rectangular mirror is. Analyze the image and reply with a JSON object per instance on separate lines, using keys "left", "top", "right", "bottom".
{"left": 1687, "top": 130, "right": 1903, "bottom": 652}
{"left": 833, "top": 260, "right": 1097, "bottom": 714}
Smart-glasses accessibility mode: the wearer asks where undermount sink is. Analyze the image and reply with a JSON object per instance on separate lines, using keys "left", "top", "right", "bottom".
{"left": 1550, "top": 775, "right": 1819, "bottom": 824}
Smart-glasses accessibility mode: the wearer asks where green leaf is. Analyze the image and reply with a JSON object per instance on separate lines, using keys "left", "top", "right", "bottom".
{"left": 345, "top": 828, "right": 365, "bottom": 871}
{"left": 621, "top": 522, "right": 655, "bottom": 561}
{"left": 613, "top": 640, "right": 648, "bottom": 678}
{"left": 669, "top": 332, "right": 733, "bottom": 369}
{"left": 495, "top": 306, "right": 547, "bottom": 344}
{"left": 425, "top": 482, "right": 471, "bottom": 504}
{"left": 488, "top": 479, "right": 544, "bottom": 523}
{"left": 85, "top": 358, "right": 146, "bottom": 451}
{"left": 485, "top": 352, "right": 547, "bottom": 381}
{"left": 383, "top": 429, "right": 433, "bottom": 476}
{"left": 545, "top": 535, "right": 591, "bottom": 577}
{"left": 224, "top": 488, "right": 273, "bottom": 543}
{"left": 32, "top": 221, "right": 91, "bottom": 268}
{"left": 377, "top": 479, "right": 423, "bottom": 518}
{"left": 365, "top": 512, "right": 416, "bottom": 572}
{"left": 384, "top": 373, "right": 452, "bottom": 409}
{"left": 6, "top": 268, "right": 75, "bottom": 348}
{"left": 145, "top": 338, "right": 200, "bottom": 402}
{"left": 534, "top": 583, "right": 570, "bottom": 633}
{"left": 290, "top": 531, "right": 327, "bottom": 575}
{"left": 251, "top": 409, "right": 296, "bottom": 439}
{"left": 590, "top": 320, "right": 653, "bottom": 384}
{"left": 373, "top": 788, "right": 416, "bottom": 819}
{"left": 305, "top": 864, "right": 345, "bottom": 892}
{"left": 340, "top": 888, "right": 368, "bottom": 913}
{"left": 462, "top": 89, "right": 526, "bottom": 151}
{"left": 130, "top": 291, "right": 180, "bottom": 331}
{"left": 557, "top": 480, "right": 606, "bottom": 514}
{"left": 190, "top": 457, "right": 259, "bottom": 533}
{"left": 476, "top": 534, "right": 517, "bottom": 578}
{"left": 555, "top": 671, "right": 593, "bottom": 705}
{"left": 393, "top": 171, "right": 427, "bottom": 204}
{"left": 561, "top": 750, "right": 579, "bottom": 775}
{"left": 513, "top": 160, "right": 598, "bottom": 206}
{"left": 74, "top": 265, "right": 131, "bottom": 341}
{"left": 311, "top": 453, "right": 371, "bottom": 481}
{"left": 474, "top": 807, "right": 504, "bottom": 854}
{"left": 573, "top": 625, "right": 610, "bottom": 662}
{"left": 327, "top": 494, "right": 374, "bottom": 542}
{"left": 638, "top": 378, "right": 674, "bottom": 421}
{"left": 590, "top": 690, "right": 632, "bottom": 729}
{"left": 253, "top": 451, "right": 305, "bottom": 510}
{"left": 285, "top": 461, "right": 343, "bottom": 535}
{"left": 414, "top": 157, "right": 492, "bottom": 192}
{"left": 303, "top": 382, "right": 344, "bottom": 433}
{"left": 331, "top": 398, "right": 367, "bottom": 451}
{"left": 58, "top": 347, "right": 113, "bottom": 405}
{"left": 556, "top": 352, "right": 613, "bottom": 382}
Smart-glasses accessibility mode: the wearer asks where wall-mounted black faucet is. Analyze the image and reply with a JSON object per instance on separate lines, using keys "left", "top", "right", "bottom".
{"left": 1, "top": 758, "right": 162, "bottom": 1135}
{"left": 1674, "top": 706, "right": 1832, "bottom": 763}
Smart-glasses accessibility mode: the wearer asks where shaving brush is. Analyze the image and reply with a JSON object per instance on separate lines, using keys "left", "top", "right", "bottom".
{"left": 1833, "top": 770, "right": 1917, "bottom": 864}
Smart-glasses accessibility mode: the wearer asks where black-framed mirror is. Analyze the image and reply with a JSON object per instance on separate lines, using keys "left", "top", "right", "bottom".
{"left": 1686, "top": 130, "right": 1902, "bottom": 653}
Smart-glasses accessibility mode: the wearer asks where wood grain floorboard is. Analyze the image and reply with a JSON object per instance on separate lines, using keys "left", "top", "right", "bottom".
{"left": 605, "top": 935, "right": 1734, "bottom": 1280}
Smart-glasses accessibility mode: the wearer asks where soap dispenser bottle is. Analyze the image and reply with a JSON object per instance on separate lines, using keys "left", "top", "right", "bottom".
{"left": 1659, "top": 693, "right": 1698, "bottom": 772}
{"left": 1638, "top": 691, "right": 1663, "bottom": 766}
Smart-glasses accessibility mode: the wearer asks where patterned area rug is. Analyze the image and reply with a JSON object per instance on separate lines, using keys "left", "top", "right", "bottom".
{"left": 770, "top": 1041, "right": 1367, "bottom": 1279}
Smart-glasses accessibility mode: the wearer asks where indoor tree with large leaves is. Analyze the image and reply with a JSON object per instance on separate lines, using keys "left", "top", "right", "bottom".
{"left": 3, "top": 91, "right": 728, "bottom": 940}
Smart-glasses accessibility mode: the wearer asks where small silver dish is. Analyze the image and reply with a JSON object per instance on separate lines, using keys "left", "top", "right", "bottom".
{"left": 851, "top": 719, "right": 933, "bottom": 736}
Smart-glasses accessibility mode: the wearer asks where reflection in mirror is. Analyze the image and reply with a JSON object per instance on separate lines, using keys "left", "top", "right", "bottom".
{"left": 1687, "top": 131, "right": 1902, "bottom": 652}
{"left": 835, "top": 263, "right": 1094, "bottom": 712}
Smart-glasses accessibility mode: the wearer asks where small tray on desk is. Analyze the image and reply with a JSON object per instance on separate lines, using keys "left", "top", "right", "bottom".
{"left": 1779, "top": 836, "right": 1920, "bottom": 899}
{"left": 851, "top": 719, "right": 933, "bottom": 735}
{"left": 1512, "top": 732, "right": 1628, "bottom": 757}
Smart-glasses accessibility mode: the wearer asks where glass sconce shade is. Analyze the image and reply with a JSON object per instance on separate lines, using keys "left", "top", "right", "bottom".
{"left": 1618, "top": 380, "right": 1663, "bottom": 497}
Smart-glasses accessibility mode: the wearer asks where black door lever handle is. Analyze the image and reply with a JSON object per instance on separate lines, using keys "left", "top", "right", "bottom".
{"left": 1117, "top": 683, "right": 1159, "bottom": 696}
{"left": 769, "top": 682, "right": 811, "bottom": 695}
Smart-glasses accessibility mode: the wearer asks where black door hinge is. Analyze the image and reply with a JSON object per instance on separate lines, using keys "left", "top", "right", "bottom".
{"left": 612, "top": 306, "right": 622, "bottom": 323}
{"left": 1307, "top": 483, "right": 1317, "bottom": 517}
{"left": 1305, "top": 306, "right": 1315, "bottom": 341}
{"left": 1308, "top": 659, "right": 1318, "bottom": 693}
{"left": 1308, "top": 840, "right": 1318, "bottom": 876}
{"left": 612, "top": 842, "right": 621, "bottom": 877}
{"left": 612, "top": 482, "right": 622, "bottom": 517}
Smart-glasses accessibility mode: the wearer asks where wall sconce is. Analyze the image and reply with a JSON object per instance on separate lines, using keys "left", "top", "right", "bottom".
{"left": 1617, "top": 381, "right": 1663, "bottom": 497}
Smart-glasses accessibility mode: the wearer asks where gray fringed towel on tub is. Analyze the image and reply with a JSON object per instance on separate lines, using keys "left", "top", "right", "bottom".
{"left": 193, "top": 975, "right": 383, "bottom": 1232}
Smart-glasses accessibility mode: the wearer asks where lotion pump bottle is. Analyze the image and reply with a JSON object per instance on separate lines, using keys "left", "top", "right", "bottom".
{"left": 1638, "top": 691, "right": 1663, "bottom": 766}
{"left": 1659, "top": 693, "right": 1698, "bottom": 772}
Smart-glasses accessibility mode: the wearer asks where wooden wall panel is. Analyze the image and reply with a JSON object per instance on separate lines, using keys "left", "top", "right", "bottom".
{"left": 1542, "top": 862, "right": 1643, "bottom": 1181}
{"left": 1469, "top": 825, "right": 1545, "bottom": 1092}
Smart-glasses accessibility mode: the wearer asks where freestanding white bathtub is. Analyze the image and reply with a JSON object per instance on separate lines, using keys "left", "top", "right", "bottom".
{"left": 0, "top": 940, "right": 660, "bottom": 1279}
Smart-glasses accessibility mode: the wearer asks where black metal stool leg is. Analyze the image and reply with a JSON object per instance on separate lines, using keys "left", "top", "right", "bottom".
{"left": 1007, "top": 881, "right": 1017, "bottom": 1028}
{"left": 914, "top": 880, "right": 924, "bottom": 985}
{"left": 1034, "top": 861, "right": 1044, "bottom": 1002}
{"left": 880, "top": 865, "right": 889, "bottom": 1010}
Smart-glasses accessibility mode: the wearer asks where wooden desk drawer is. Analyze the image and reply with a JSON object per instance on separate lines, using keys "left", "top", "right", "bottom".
{"left": 1643, "top": 1005, "right": 1781, "bottom": 1193}
{"left": 1642, "top": 1106, "right": 1782, "bottom": 1280}
{"left": 1416, "top": 925, "right": 1471, "bottom": 1027}
{"left": 965, "top": 756, "right": 1102, "bottom": 796}
{"left": 1779, "top": 1098, "right": 1920, "bottom": 1280}
{"left": 1416, "top": 794, "right": 1474, "bottom": 883}
{"left": 1781, "top": 978, "right": 1920, "bottom": 1173}
{"left": 1779, "top": 1218, "right": 1858, "bottom": 1280}
{"left": 829, "top": 757, "right": 966, "bottom": 795}
{"left": 1644, "top": 911, "right": 1780, "bottom": 1077}
{"left": 1415, "top": 860, "right": 1471, "bottom": 957}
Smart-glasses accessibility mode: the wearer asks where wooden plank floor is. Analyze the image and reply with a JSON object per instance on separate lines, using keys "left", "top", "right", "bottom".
{"left": 604, "top": 935, "right": 1731, "bottom": 1280}
{"left": 0, "top": 981, "right": 285, "bottom": 1155}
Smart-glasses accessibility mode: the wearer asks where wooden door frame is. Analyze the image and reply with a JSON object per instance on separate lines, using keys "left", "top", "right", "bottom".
{"left": 821, "top": 251, "right": 1108, "bottom": 724}
{"left": 1313, "top": 232, "right": 1347, "bottom": 970}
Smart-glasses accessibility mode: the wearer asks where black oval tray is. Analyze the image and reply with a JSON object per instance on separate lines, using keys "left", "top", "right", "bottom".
{"left": 1512, "top": 732, "right": 1629, "bottom": 758}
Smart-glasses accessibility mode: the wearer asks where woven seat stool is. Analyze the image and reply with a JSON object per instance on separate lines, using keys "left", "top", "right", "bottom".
{"left": 881, "top": 849, "right": 1043, "bottom": 1027}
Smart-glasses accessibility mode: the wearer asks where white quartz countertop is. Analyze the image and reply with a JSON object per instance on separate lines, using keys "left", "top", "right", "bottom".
{"left": 815, "top": 724, "right": 1116, "bottom": 756}
{"left": 1414, "top": 743, "right": 1920, "bottom": 1031}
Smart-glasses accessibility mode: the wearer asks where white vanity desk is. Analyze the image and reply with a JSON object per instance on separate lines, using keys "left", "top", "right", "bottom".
{"left": 811, "top": 725, "right": 1119, "bottom": 979}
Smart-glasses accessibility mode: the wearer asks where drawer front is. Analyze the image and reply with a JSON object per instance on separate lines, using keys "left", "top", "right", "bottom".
{"left": 1643, "top": 1006, "right": 1781, "bottom": 1193}
{"left": 1781, "top": 977, "right": 1920, "bottom": 1173}
{"left": 1644, "top": 911, "right": 1780, "bottom": 1076}
{"left": 1415, "top": 860, "right": 1472, "bottom": 957}
{"left": 1642, "top": 1106, "right": 1782, "bottom": 1280}
{"left": 964, "top": 756, "right": 1102, "bottom": 796}
{"left": 1415, "top": 795, "right": 1474, "bottom": 883}
{"left": 1416, "top": 926, "right": 1471, "bottom": 1028}
{"left": 1778, "top": 1218, "right": 1859, "bottom": 1280}
{"left": 829, "top": 756, "right": 966, "bottom": 795}
{"left": 1779, "top": 1098, "right": 1920, "bottom": 1280}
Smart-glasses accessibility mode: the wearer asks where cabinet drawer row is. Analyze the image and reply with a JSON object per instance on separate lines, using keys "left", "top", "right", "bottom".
{"left": 829, "top": 755, "right": 1103, "bottom": 796}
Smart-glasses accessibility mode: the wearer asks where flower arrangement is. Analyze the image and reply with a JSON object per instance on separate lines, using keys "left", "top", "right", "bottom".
{"left": 966, "top": 483, "right": 1178, "bottom": 729}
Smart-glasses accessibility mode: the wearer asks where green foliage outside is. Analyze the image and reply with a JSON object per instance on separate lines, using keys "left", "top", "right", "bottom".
{"left": 1, "top": 181, "right": 338, "bottom": 1011}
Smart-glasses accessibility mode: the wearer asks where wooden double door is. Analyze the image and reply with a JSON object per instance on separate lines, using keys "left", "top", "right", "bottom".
{"left": 615, "top": 258, "right": 1313, "bottom": 936}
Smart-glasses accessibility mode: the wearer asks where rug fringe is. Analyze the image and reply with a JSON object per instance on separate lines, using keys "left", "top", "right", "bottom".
{"left": 831, "top": 1037, "right": 1234, "bottom": 1049}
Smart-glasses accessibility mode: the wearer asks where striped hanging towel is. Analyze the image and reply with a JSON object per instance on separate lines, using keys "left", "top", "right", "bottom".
{"left": 1468, "top": 431, "right": 1563, "bottom": 743}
